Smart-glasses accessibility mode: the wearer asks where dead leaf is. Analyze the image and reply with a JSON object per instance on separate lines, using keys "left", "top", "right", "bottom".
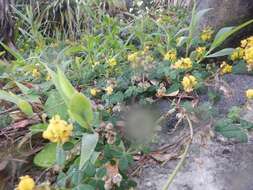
{"left": 105, "top": 162, "right": 119, "bottom": 179}
{"left": 10, "top": 115, "right": 40, "bottom": 129}
{"left": 164, "top": 90, "right": 179, "bottom": 97}
{"left": 150, "top": 152, "right": 177, "bottom": 162}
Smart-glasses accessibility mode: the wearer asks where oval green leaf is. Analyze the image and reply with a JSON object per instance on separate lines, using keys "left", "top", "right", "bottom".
{"left": 34, "top": 143, "right": 57, "bottom": 168}
{"left": 69, "top": 92, "right": 93, "bottom": 128}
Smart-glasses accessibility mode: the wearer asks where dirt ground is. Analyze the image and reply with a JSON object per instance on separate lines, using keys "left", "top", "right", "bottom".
{"left": 135, "top": 74, "right": 253, "bottom": 190}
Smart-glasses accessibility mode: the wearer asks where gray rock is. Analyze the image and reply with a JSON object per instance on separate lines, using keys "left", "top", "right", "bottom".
{"left": 197, "top": 0, "right": 253, "bottom": 46}
{"left": 197, "top": 0, "right": 253, "bottom": 27}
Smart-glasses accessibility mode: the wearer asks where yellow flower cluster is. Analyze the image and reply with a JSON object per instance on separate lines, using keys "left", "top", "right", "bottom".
{"left": 43, "top": 115, "right": 73, "bottom": 144}
{"left": 143, "top": 46, "right": 150, "bottom": 53}
{"left": 182, "top": 75, "right": 197, "bottom": 93}
{"left": 241, "top": 36, "right": 253, "bottom": 71}
{"left": 173, "top": 58, "right": 192, "bottom": 69}
{"left": 108, "top": 58, "right": 117, "bottom": 67}
{"left": 220, "top": 62, "right": 232, "bottom": 75}
{"left": 230, "top": 47, "right": 244, "bottom": 61}
{"left": 128, "top": 52, "right": 139, "bottom": 63}
{"left": 241, "top": 36, "right": 253, "bottom": 48}
{"left": 229, "top": 36, "right": 253, "bottom": 71}
{"left": 16, "top": 175, "right": 35, "bottom": 190}
{"left": 127, "top": 48, "right": 153, "bottom": 68}
{"left": 46, "top": 73, "right": 52, "bottom": 81}
{"left": 200, "top": 27, "right": 213, "bottom": 42}
{"left": 105, "top": 85, "right": 114, "bottom": 95}
{"left": 231, "top": 36, "right": 253, "bottom": 71}
{"left": 32, "top": 69, "right": 40, "bottom": 78}
{"left": 196, "top": 47, "right": 206, "bottom": 58}
{"left": 246, "top": 89, "right": 253, "bottom": 99}
{"left": 90, "top": 88, "right": 98, "bottom": 96}
{"left": 164, "top": 49, "right": 177, "bottom": 62}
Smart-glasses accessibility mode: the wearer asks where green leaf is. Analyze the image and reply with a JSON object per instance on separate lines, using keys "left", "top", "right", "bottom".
{"left": 119, "top": 155, "right": 129, "bottom": 172}
{"left": 206, "top": 48, "right": 234, "bottom": 58}
{"left": 16, "top": 82, "right": 39, "bottom": 102}
{"left": 34, "top": 143, "right": 57, "bottom": 168}
{"left": 79, "top": 133, "right": 99, "bottom": 170}
{"left": 232, "top": 60, "right": 251, "bottom": 74}
{"left": 44, "top": 90, "right": 68, "bottom": 120}
{"left": 56, "top": 144, "right": 66, "bottom": 166}
{"left": 57, "top": 66, "right": 76, "bottom": 103}
{"left": 215, "top": 119, "right": 248, "bottom": 142}
{"left": 90, "top": 151, "right": 100, "bottom": 164}
{"left": 84, "top": 161, "right": 96, "bottom": 177}
{"left": 239, "top": 120, "right": 253, "bottom": 129}
{"left": 187, "top": 5, "right": 212, "bottom": 51}
{"left": 0, "top": 90, "right": 19, "bottom": 104}
{"left": 0, "top": 51, "right": 5, "bottom": 57}
{"left": 0, "top": 90, "right": 33, "bottom": 116}
{"left": 208, "top": 19, "right": 253, "bottom": 53}
{"left": 109, "top": 91, "right": 124, "bottom": 104}
{"left": 96, "top": 168, "right": 107, "bottom": 178}
{"left": 213, "top": 27, "right": 234, "bottom": 43}
{"left": 0, "top": 42, "right": 24, "bottom": 60}
{"left": 176, "top": 36, "right": 188, "bottom": 47}
{"left": 15, "top": 82, "right": 30, "bottom": 95}
{"left": 30, "top": 123, "right": 47, "bottom": 135}
{"left": 166, "top": 83, "right": 180, "bottom": 94}
{"left": 174, "top": 27, "right": 189, "bottom": 37}
{"left": 17, "top": 100, "right": 33, "bottom": 116}
{"left": 64, "top": 45, "right": 85, "bottom": 56}
{"left": 68, "top": 92, "right": 93, "bottom": 128}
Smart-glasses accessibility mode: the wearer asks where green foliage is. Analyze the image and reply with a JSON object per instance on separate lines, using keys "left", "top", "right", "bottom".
{"left": 215, "top": 107, "right": 253, "bottom": 142}
{"left": 207, "top": 19, "right": 253, "bottom": 54}
{"left": 0, "top": 90, "right": 33, "bottom": 116}
{"left": 44, "top": 90, "right": 68, "bottom": 119}
{"left": 79, "top": 133, "right": 99, "bottom": 170}
{"left": 34, "top": 143, "right": 57, "bottom": 168}
{"left": 69, "top": 93, "right": 94, "bottom": 129}
{"left": 1, "top": 1, "right": 253, "bottom": 189}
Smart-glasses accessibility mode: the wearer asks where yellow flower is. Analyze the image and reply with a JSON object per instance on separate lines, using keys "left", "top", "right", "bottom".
{"left": 220, "top": 62, "right": 232, "bottom": 75}
{"left": 32, "top": 69, "right": 40, "bottom": 78}
{"left": 43, "top": 115, "right": 73, "bottom": 144}
{"left": 16, "top": 175, "right": 35, "bottom": 190}
{"left": 200, "top": 27, "right": 213, "bottom": 41}
{"left": 128, "top": 52, "right": 139, "bottom": 63}
{"left": 246, "top": 89, "right": 253, "bottom": 99}
{"left": 108, "top": 58, "right": 117, "bottom": 67}
{"left": 46, "top": 74, "right": 52, "bottom": 81}
{"left": 231, "top": 47, "right": 244, "bottom": 61}
{"left": 196, "top": 47, "right": 206, "bottom": 59}
{"left": 94, "top": 61, "right": 100, "bottom": 66}
{"left": 164, "top": 50, "right": 177, "bottom": 62}
{"left": 196, "top": 47, "right": 206, "bottom": 54}
{"left": 105, "top": 85, "right": 113, "bottom": 95}
{"left": 173, "top": 58, "right": 192, "bottom": 69}
{"left": 241, "top": 39, "right": 248, "bottom": 48}
{"left": 241, "top": 36, "right": 253, "bottom": 48}
{"left": 143, "top": 46, "right": 150, "bottom": 53}
{"left": 245, "top": 36, "right": 253, "bottom": 48}
{"left": 182, "top": 75, "right": 197, "bottom": 93}
{"left": 90, "top": 88, "right": 98, "bottom": 96}
{"left": 244, "top": 46, "right": 253, "bottom": 65}
{"left": 92, "top": 61, "right": 100, "bottom": 68}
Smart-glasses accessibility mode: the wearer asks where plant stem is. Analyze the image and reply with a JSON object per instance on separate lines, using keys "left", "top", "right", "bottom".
{"left": 162, "top": 142, "right": 190, "bottom": 190}
{"left": 162, "top": 114, "right": 193, "bottom": 190}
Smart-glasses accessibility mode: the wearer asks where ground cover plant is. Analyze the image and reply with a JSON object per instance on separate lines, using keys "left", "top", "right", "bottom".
{"left": 0, "top": 0, "right": 253, "bottom": 190}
